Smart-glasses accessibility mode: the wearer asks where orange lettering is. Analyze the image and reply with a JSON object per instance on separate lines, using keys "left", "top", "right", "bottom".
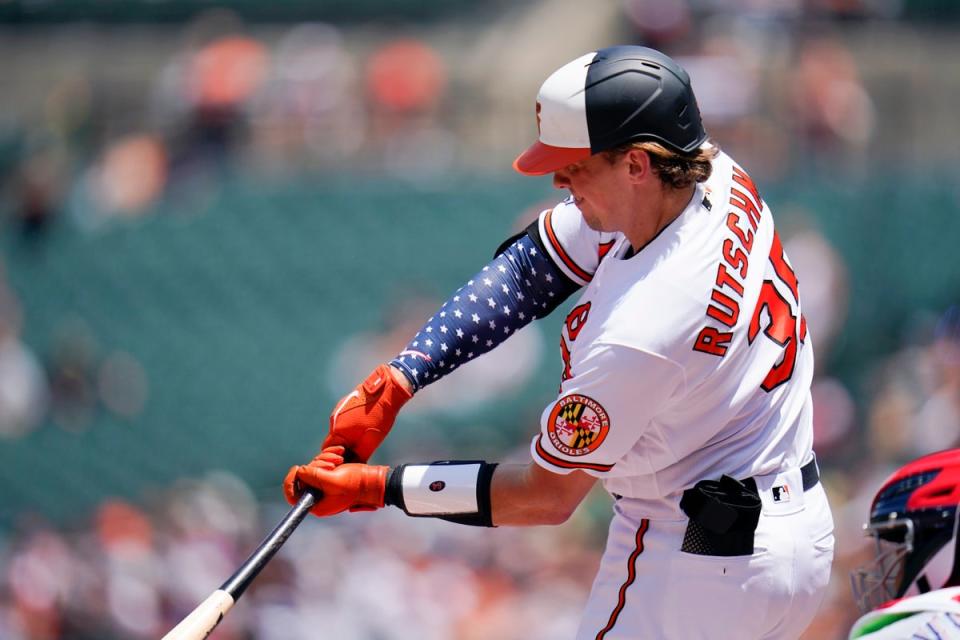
{"left": 726, "top": 212, "right": 754, "bottom": 252}
{"left": 694, "top": 326, "right": 732, "bottom": 357}
{"left": 749, "top": 279, "right": 799, "bottom": 392}
{"left": 715, "top": 263, "right": 744, "bottom": 296}
{"left": 560, "top": 335, "right": 572, "bottom": 382}
{"left": 732, "top": 165, "right": 763, "bottom": 210}
{"left": 722, "top": 238, "right": 749, "bottom": 278}
{"left": 707, "top": 289, "right": 740, "bottom": 327}
{"left": 768, "top": 232, "right": 799, "bottom": 301}
{"left": 730, "top": 188, "right": 761, "bottom": 231}
{"left": 565, "top": 302, "right": 592, "bottom": 341}
{"left": 692, "top": 166, "right": 767, "bottom": 362}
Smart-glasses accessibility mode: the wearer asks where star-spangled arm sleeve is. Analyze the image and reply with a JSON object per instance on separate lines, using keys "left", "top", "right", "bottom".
{"left": 388, "top": 226, "right": 580, "bottom": 392}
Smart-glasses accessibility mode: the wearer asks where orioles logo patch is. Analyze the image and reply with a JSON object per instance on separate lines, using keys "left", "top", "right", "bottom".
{"left": 547, "top": 394, "right": 609, "bottom": 457}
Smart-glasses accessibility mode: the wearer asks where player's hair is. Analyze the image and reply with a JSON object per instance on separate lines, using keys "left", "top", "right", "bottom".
{"left": 603, "top": 139, "right": 720, "bottom": 189}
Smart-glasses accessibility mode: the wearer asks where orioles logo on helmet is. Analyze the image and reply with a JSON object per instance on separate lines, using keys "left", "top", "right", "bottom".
{"left": 547, "top": 394, "right": 609, "bottom": 457}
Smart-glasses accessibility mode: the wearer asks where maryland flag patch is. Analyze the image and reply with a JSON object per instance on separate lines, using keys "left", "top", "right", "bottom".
{"left": 547, "top": 394, "right": 610, "bottom": 457}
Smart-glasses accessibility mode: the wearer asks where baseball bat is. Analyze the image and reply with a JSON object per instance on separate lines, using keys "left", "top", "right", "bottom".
{"left": 161, "top": 489, "right": 319, "bottom": 640}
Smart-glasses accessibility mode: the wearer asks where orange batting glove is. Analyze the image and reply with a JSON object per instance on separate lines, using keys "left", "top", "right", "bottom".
{"left": 322, "top": 364, "right": 413, "bottom": 463}
{"left": 283, "top": 446, "right": 389, "bottom": 517}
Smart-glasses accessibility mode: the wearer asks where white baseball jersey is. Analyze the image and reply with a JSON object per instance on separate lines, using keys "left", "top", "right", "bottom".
{"left": 528, "top": 151, "right": 833, "bottom": 639}
{"left": 849, "top": 588, "right": 960, "bottom": 639}
{"left": 531, "top": 151, "right": 814, "bottom": 518}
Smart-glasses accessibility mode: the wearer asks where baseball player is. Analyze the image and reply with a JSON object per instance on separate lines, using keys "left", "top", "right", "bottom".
{"left": 285, "top": 46, "right": 834, "bottom": 639}
{"left": 849, "top": 449, "right": 960, "bottom": 639}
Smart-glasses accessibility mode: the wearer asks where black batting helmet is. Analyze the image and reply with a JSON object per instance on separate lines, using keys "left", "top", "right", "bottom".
{"left": 514, "top": 45, "right": 709, "bottom": 175}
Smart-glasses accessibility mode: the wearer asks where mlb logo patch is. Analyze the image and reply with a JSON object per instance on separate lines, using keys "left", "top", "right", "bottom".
{"left": 772, "top": 484, "right": 791, "bottom": 503}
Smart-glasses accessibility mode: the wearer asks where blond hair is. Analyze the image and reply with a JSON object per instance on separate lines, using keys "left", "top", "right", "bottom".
{"left": 604, "top": 139, "right": 720, "bottom": 189}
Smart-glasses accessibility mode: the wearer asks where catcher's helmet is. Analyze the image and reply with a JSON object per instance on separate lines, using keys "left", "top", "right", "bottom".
{"left": 514, "top": 45, "right": 708, "bottom": 175}
{"left": 851, "top": 449, "right": 960, "bottom": 612}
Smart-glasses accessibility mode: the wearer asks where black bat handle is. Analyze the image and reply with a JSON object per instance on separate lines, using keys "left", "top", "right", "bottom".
{"left": 219, "top": 489, "right": 319, "bottom": 601}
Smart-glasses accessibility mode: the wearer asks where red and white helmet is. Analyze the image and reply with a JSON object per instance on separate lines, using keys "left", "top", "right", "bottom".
{"left": 852, "top": 449, "right": 960, "bottom": 612}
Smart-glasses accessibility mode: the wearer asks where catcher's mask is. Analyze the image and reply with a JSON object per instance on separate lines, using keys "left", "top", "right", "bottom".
{"left": 851, "top": 449, "right": 960, "bottom": 613}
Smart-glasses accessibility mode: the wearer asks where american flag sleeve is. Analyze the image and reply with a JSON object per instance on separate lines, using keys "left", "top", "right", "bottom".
{"left": 389, "top": 230, "right": 580, "bottom": 391}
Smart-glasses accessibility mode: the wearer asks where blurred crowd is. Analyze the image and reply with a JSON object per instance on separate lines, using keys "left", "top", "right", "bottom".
{"left": 4, "top": 11, "right": 460, "bottom": 240}
{"left": 0, "top": 471, "right": 602, "bottom": 639}
{"left": 6, "top": 1, "right": 940, "bottom": 240}
{"left": 0, "top": 272, "right": 148, "bottom": 439}
{"left": 2, "top": 0, "right": 960, "bottom": 638}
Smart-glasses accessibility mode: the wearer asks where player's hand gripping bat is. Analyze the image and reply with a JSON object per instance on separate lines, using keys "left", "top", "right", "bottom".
{"left": 160, "top": 489, "right": 318, "bottom": 640}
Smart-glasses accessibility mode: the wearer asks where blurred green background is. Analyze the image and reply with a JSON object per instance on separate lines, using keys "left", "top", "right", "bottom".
{"left": 1, "top": 1, "right": 960, "bottom": 638}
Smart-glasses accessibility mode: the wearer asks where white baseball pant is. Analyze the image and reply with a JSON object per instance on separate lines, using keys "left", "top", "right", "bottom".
{"left": 576, "top": 465, "right": 834, "bottom": 639}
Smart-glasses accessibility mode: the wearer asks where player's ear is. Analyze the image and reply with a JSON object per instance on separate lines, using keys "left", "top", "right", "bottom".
{"left": 624, "top": 148, "right": 652, "bottom": 182}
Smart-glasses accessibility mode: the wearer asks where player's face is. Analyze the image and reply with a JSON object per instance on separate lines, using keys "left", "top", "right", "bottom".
{"left": 552, "top": 154, "right": 632, "bottom": 232}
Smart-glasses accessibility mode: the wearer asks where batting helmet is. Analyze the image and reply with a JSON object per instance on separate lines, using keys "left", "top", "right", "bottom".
{"left": 851, "top": 449, "right": 960, "bottom": 613}
{"left": 513, "top": 45, "right": 708, "bottom": 176}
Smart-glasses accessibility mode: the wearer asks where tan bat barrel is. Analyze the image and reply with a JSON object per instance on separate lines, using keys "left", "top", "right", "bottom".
{"left": 161, "top": 589, "right": 235, "bottom": 640}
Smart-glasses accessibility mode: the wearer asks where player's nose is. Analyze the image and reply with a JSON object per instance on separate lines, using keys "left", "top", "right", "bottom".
{"left": 552, "top": 170, "right": 571, "bottom": 189}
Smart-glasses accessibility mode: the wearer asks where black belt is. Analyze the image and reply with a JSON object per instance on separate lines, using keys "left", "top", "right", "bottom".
{"left": 800, "top": 456, "right": 820, "bottom": 491}
{"left": 611, "top": 456, "right": 820, "bottom": 502}
{"left": 742, "top": 456, "right": 820, "bottom": 496}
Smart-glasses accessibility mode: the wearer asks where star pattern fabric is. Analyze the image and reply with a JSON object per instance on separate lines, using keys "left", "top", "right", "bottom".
{"left": 390, "top": 234, "right": 580, "bottom": 391}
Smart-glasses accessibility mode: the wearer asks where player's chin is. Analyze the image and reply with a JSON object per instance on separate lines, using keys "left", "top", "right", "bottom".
{"left": 580, "top": 208, "right": 603, "bottom": 231}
